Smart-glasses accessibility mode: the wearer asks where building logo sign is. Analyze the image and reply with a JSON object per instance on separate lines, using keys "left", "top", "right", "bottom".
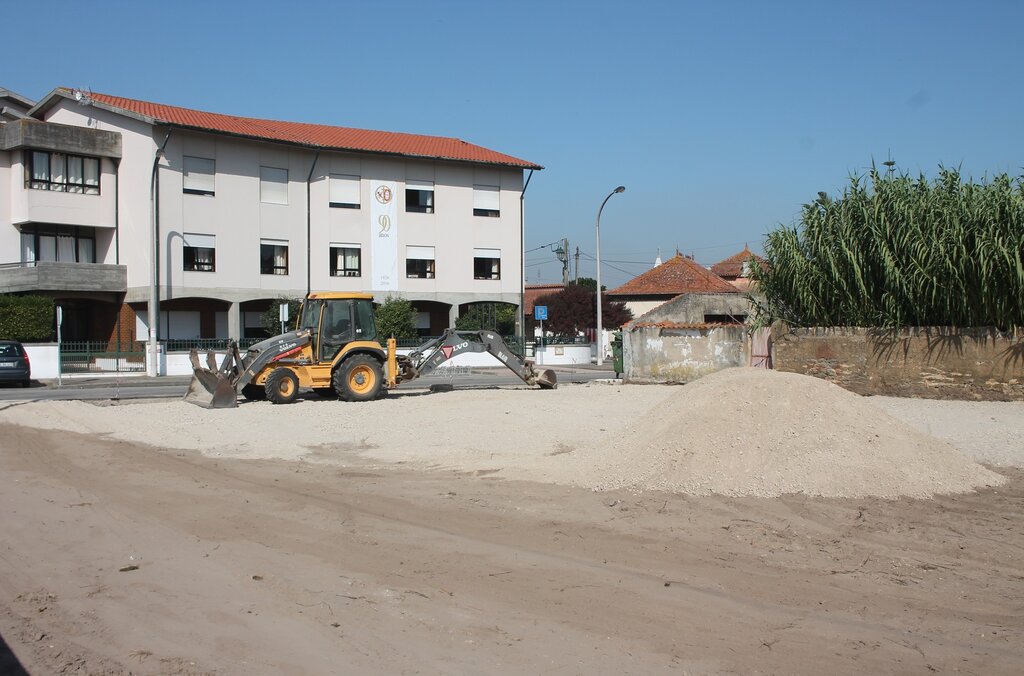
{"left": 371, "top": 181, "right": 399, "bottom": 292}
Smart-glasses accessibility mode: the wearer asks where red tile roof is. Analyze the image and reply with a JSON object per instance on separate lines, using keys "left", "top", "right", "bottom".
{"left": 607, "top": 254, "right": 738, "bottom": 296}
{"left": 57, "top": 89, "right": 542, "bottom": 169}
{"left": 710, "top": 246, "right": 768, "bottom": 280}
{"left": 524, "top": 284, "right": 565, "bottom": 314}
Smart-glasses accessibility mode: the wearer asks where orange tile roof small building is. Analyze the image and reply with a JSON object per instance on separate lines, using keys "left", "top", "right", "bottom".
{"left": 607, "top": 253, "right": 742, "bottom": 323}
{"left": 710, "top": 246, "right": 768, "bottom": 292}
{"left": 608, "top": 253, "right": 738, "bottom": 297}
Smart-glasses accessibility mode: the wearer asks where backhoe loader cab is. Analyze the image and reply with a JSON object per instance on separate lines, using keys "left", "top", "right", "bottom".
{"left": 300, "top": 293, "right": 379, "bottom": 363}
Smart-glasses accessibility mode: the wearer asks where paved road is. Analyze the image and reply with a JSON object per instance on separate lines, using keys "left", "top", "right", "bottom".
{"left": 0, "top": 366, "right": 617, "bottom": 403}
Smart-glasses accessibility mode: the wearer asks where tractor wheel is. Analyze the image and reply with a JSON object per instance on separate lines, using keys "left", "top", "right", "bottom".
{"left": 313, "top": 387, "right": 338, "bottom": 399}
{"left": 241, "top": 384, "right": 267, "bottom": 401}
{"left": 265, "top": 368, "right": 300, "bottom": 405}
{"left": 334, "top": 355, "right": 383, "bottom": 402}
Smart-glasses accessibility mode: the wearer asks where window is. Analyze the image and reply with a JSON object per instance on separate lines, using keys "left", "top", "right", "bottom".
{"left": 473, "top": 248, "right": 501, "bottom": 280}
{"left": 20, "top": 225, "right": 96, "bottom": 263}
{"left": 260, "top": 166, "right": 288, "bottom": 204}
{"left": 330, "top": 243, "right": 361, "bottom": 277}
{"left": 260, "top": 238, "right": 289, "bottom": 275}
{"left": 183, "top": 156, "right": 215, "bottom": 195}
{"left": 27, "top": 150, "right": 100, "bottom": 194}
{"left": 405, "top": 180, "right": 434, "bottom": 213}
{"left": 406, "top": 245, "right": 435, "bottom": 279}
{"left": 183, "top": 233, "right": 216, "bottom": 272}
{"left": 329, "top": 174, "right": 360, "bottom": 209}
{"left": 473, "top": 185, "right": 500, "bottom": 217}
{"left": 414, "top": 311, "right": 431, "bottom": 337}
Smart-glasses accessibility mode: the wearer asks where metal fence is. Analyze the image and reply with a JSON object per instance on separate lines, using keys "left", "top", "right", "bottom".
{"left": 59, "top": 341, "right": 146, "bottom": 374}
{"left": 56, "top": 334, "right": 550, "bottom": 374}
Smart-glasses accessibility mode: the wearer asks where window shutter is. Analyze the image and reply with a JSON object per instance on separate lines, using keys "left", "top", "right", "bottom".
{"left": 329, "top": 174, "right": 360, "bottom": 205}
{"left": 473, "top": 185, "right": 500, "bottom": 211}
{"left": 260, "top": 166, "right": 289, "bottom": 204}
{"left": 184, "top": 156, "right": 215, "bottom": 193}
{"left": 184, "top": 233, "right": 216, "bottom": 248}
{"left": 407, "top": 245, "right": 435, "bottom": 260}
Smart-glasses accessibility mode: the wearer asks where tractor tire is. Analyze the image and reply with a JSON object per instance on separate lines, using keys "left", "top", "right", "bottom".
{"left": 264, "top": 368, "right": 300, "bottom": 405}
{"left": 313, "top": 387, "right": 338, "bottom": 399}
{"left": 241, "top": 384, "right": 266, "bottom": 401}
{"left": 334, "top": 355, "right": 383, "bottom": 402}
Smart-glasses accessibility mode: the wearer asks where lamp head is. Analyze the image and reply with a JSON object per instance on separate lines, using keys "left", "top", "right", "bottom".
{"left": 614, "top": 185, "right": 626, "bottom": 193}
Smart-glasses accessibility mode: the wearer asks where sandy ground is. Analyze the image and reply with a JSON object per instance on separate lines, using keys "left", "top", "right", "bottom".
{"left": 0, "top": 378, "right": 1022, "bottom": 674}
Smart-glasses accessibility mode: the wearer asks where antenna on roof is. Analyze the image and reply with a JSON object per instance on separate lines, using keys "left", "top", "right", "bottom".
{"left": 72, "top": 88, "right": 92, "bottom": 106}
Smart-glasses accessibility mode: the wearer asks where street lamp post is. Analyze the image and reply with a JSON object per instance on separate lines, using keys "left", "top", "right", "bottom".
{"left": 595, "top": 185, "right": 625, "bottom": 366}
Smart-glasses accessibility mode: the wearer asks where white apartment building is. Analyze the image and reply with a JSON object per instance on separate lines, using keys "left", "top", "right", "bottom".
{"left": 0, "top": 86, "right": 541, "bottom": 344}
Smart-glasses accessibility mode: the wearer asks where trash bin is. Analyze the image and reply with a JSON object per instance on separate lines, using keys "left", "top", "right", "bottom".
{"left": 611, "top": 330, "right": 623, "bottom": 377}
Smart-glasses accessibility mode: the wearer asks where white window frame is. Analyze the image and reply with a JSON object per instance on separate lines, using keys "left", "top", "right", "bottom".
{"left": 260, "top": 238, "right": 289, "bottom": 275}
{"left": 260, "top": 166, "right": 289, "bottom": 204}
{"left": 406, "top": 245, "right": 436, "bottom": 279}
{"left": 329, "top": 242, "right": 362, "bottom": 277}
{"left": 405, "top": 180, "right": 435, "bottom": 214}
{"left": 183, "top": 232, "right": 216, "bottom": 272}
{"left": 473, "top": 247, "right": 501, "bottom": 280}
{"left": 473, "top": 185, "right": 500, "bottom": 217}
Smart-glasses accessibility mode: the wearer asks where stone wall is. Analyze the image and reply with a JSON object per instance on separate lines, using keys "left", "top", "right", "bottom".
{"left": 623, "top": 325, "right": 749, "bottom": 384}
{"left": 772, "top": 324, "right": 1024, "bottom": 401}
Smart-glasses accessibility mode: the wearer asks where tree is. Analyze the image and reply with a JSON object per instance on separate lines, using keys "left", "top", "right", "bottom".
{"left": 375, "top": 295, "right": 418, "bottom": 338}
{"left": 750, "top": 164, "right": 1024, "bottom": 329}
{"left": 260, "top": 296, "right": 302, "bottom": 337}
{"left": 456, "top": 303, "right": 516, "bottom": 334}
{"left": 533, "top": 283, "right": 632, "bottom": 334}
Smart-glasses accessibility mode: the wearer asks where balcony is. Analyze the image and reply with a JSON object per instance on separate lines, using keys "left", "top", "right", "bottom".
{"left": 0, "top": 261, "right": 127, "bottom": 294}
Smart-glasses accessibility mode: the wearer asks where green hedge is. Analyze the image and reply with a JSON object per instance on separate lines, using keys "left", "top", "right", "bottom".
{"left": 0, "top": 295, "right": 55, "bottom": 342}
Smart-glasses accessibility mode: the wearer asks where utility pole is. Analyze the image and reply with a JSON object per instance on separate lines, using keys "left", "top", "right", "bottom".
{"left": 555, "top": 238, "right": 570, "bottom": 287}
{"left": 574, "top": 246, "right": 580, "bottom": 282}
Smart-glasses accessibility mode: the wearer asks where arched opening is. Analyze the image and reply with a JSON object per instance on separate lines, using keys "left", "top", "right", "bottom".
{"left": 456, "top": 301, "right": 517, "bottom": 335}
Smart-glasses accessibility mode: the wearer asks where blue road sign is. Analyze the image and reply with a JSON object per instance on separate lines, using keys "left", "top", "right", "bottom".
{"left": 534, "top": 305, "right": 548, "bottom": 320}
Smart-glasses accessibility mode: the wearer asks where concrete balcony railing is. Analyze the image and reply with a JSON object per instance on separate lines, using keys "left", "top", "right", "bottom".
{"left": 10, "top": 185, "right": 116, "bottom": 230}
{"left": 0, "top": 261, "right": 127, "bottom": 294}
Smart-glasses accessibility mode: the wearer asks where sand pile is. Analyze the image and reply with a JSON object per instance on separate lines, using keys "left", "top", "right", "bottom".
{"left": 586, "top": 368, "right": 1005, "bottom": 498}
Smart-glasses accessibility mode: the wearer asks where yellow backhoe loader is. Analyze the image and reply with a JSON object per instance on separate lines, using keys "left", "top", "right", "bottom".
{"left": 184, "top": 292, "right": 556, "bottom": 408}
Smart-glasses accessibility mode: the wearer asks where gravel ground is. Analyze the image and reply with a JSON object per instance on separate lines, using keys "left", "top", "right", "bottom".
{"left": 1, "top": 368, "right": 1018, "bottom": 499}
{"left": 867, "top": 395, "right": 1024, "bottom": 467}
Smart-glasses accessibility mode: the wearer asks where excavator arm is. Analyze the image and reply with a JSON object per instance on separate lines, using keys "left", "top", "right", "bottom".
{"left": 403, "top": 329, "right": 556, "bottom": 389}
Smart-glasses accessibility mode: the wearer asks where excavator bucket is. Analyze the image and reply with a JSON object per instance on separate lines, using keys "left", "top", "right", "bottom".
{"left": 535, "top": 369, "right": 558, "bottom": 389}
{"left": 183, "top": 349, "right": 239, "bottom": 409}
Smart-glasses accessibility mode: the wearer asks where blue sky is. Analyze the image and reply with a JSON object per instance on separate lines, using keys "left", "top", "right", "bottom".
{"left": 5, "top": 0, "right": 1022, "bottom": 288}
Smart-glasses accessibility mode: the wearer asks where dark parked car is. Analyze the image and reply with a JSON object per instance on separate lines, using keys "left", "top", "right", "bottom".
{"left": 0, "top": 340, "right": 31, "bottom": 387}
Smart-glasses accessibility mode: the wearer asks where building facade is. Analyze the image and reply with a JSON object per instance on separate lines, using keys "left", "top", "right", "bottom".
{"left": 0, "top": 87, "right": 541, "bottom": 344}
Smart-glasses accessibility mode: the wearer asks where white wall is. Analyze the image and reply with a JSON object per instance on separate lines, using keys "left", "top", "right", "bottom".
{"left": 0, "top": 146, "right": 14, "bottom": 264}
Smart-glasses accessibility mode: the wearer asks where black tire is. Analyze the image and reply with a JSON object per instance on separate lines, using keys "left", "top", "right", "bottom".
{"left": 264, "top": 368, "right": 300, "bottom": 405}
{"left": 333, "top": 355, "right": 383, "bottom": 402}
{"left": 313, "top": 387, "right": 338, "bottom": 399}
{"left": 241, "top": 384, "right": 266, "bottom": 401}
{"left": 20, "top": 380, "right": 31, "bottom": 389}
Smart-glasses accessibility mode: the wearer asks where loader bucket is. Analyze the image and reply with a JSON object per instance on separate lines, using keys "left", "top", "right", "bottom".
{"left": 536, "top": 369, "right": 557, "bottom": 389}
{"left": 184, "top": 369, "right": 239, "bottom": 409}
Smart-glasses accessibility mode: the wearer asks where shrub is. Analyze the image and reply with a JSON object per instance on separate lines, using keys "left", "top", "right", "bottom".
{"left": 0, "top": 294, "right": 55, "bottom": 342}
